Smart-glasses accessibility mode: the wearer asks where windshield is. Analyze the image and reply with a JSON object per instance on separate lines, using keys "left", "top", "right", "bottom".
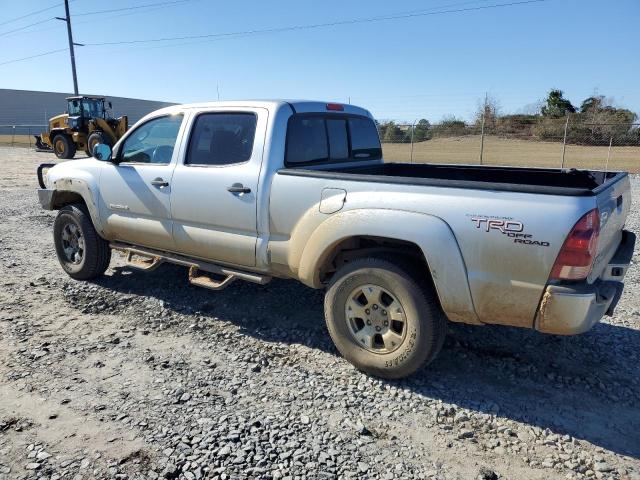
{"left": 67, "top": 99, "right": 104, "bottom": 118}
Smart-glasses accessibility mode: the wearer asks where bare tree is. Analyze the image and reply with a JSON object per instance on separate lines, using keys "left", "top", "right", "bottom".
{"left": 475, "top": 94, "right": 501, "bottom": 129}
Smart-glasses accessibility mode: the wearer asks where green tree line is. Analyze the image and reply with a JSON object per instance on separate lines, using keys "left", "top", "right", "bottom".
{"left": 377, "top": 90, "right": 640, "bottom": 146}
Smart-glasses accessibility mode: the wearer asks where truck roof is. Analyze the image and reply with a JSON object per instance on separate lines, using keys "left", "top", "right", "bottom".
{"left": 148, "top": 100, "right": 372, "bottom": 118}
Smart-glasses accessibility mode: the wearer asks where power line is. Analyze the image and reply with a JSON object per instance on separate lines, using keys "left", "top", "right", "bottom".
{"left": 0, "top": 18, "right": 55, "bottom": 38}
{"left": 83, "top": 0, "right": 548, "bottom": 46}
{"left": 73, "top": 0, "right": 193, "bottom": 16}
{"left": 0, "top": 48, "right": 67, "bottom": 67}
{"left": 0, "top": 1, "right": 71, "bottom": 27}
{"left": 0, "top": 0, "right": 547, "bottom": 69}
{"left": 76, "top": 0, "right": 497, "bottom": 54}
{"left": 0, "top": 0, "right": 201, "bottom": 40}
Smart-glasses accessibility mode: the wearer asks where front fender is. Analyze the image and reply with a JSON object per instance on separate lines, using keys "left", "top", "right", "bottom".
{"left": 298, "top": 209, "right": 480, "bottom": 325}
{"left": 39, "top": 161, "right": 105, "bottom": 236}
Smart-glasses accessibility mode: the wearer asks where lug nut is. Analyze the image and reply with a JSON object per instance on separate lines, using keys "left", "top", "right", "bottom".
{"left": 365, "top": 309, "right": 370, "bottom": 315}
{"left": 375, "top": 326, "right": 381, "bottom": 332}
{"left": 383, "top": 320, "right": 389, "bottom": 326}
{"left": 366, "top": 319, "right": 372, "bottom": 325}
{"left": 382, "top": 310, "right": 387, "bottom": 316}
{"left": 373, "top": 304, "right": 379, "bottom": 310}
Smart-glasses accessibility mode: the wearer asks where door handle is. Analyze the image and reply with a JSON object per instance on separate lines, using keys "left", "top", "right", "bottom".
{"left": 227, "top": 183, "right": 251, "bottom": 194}
{"left": 151, "top": 177, "right": 169, "bottom": 187}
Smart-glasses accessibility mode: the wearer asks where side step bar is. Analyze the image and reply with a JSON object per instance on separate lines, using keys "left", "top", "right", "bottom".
{"left": 111, "top": 242, "right": 271, "bottom": 291}
{"left": 188, "top": 266, "right": 236, "bottom": 291}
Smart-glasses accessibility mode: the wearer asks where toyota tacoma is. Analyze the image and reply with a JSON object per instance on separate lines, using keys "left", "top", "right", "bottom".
{"left": 36, "top": 100, "right": 635, "bottom": 379}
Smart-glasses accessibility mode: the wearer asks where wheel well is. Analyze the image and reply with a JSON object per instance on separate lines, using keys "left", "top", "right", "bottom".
{"left": 51, "top": 191, "right": 86, "bottom": 210}
{"left": 319, "top": 236, "right": 430, "bottom": 284}
{"left": 50, "top": 130, "right": 68, "bottom": 140}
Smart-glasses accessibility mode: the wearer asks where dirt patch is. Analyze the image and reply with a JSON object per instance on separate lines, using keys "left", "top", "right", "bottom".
{"left": 0, "top": 146, "right": 639, "bottom": 480}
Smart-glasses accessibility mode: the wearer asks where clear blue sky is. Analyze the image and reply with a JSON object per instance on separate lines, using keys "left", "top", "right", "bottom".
{"left": 1, "top": 0, "right": 638, "bottom": 122}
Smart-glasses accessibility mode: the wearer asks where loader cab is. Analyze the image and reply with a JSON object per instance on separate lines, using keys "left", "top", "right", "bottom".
{"left": 66, "top": 96, "right": 109, "bottom": 129}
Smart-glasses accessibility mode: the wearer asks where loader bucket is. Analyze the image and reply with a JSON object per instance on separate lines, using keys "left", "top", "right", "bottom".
{"left": 34, "top": 135, "right": 52, "bottom": 152}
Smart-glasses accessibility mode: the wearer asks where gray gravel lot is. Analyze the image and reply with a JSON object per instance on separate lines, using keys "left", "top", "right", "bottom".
{"left": 0, "top": 146, "right": 639, "bottom": 480}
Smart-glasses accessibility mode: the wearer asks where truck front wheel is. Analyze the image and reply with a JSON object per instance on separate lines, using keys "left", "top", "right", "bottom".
{"left": 324, "top": 257, "right": 447, "bottom": 379}
{"left": 53, "top": 204, "right": 111, "bottom": 280}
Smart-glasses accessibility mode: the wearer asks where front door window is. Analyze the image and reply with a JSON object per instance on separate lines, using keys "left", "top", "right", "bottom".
{"left": 120, "top": 114, "right": 184, "bottom": 164}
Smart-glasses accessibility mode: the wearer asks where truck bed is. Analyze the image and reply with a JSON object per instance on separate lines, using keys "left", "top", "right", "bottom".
{"left": 281, "top": 162, "right": 627, "bottom": 196}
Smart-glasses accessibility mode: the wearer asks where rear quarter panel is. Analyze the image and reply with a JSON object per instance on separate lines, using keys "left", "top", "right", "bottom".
{"left": 269, "top": 172, "right": 596, "bottom": 328}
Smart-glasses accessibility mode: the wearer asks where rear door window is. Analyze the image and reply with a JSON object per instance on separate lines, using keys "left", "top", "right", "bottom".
{"left": 186, "top": 112, "right": 257, "bottom": 166}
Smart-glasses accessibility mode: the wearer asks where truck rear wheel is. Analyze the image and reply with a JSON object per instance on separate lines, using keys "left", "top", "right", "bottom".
{"left": 53, "top": 204, "right": 111, "bottom": 280}
{"left": 52, "top": 134, "right": 76, "bottom": 159}
{"left": 324, "top": 257, "right": 447, "bottom": 379}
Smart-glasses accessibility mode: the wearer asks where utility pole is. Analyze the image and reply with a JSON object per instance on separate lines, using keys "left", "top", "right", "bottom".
{"left": 479, "top": 92, "right": 487, "bottom": 165}
{"left": 56, "top": 0, "right": 82, "bottom": 95}
{"left": 560, "top": 113, "right": 570, "bottom": 168}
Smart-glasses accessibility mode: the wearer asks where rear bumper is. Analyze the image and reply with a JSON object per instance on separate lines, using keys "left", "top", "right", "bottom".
{"left": 535, "top": 230, "right": 635, "bottom": 335}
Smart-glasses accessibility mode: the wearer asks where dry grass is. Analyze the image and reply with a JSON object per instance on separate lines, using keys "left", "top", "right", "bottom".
{"left": 383, "top": 135, "right": 640, "bottom": 172}
{"left": 0, "top": 134, "right": 36, "bottom": 147}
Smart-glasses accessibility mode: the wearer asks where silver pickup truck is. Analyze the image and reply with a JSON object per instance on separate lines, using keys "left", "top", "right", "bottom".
{"left": 37, "top": 100, "right": 635, "bottom": 379}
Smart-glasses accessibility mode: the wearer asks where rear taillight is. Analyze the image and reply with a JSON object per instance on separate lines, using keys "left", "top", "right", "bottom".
{"left": 549, "top": 208, "right": 600, "bottom": 281}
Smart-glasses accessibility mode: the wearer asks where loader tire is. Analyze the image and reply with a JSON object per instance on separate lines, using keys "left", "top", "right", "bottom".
{"left": 87, "top": 132, "right": 109, "bottom": 157}
{"left": 52, "top": 134, "right": 76, "bottom": 159}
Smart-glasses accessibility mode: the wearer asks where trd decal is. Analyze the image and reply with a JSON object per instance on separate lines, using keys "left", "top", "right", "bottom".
{"left": 469, "top": 216, "right": 550, "bottom": 247}
{"left": 471, "top": 217, "right": 523, "bottom": 233}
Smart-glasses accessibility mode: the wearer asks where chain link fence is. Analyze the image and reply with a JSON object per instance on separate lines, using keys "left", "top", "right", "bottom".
{"left": 379, "top": 116, "right": 640, "bottom": 172}
{"left": 3, "top": 117, "right": 639, "bottom": 173}
{"left": 0, "top": 125, "right": 47, "bottom": 149}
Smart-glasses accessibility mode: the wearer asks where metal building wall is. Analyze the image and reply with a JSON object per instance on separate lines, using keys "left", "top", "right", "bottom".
{"left": 0, "top": 88, "right": 175, "bottom": 125}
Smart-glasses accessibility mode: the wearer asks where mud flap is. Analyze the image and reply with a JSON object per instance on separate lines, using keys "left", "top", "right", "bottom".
{"left": 604, "top": 282, "right": 624, "bottom": 316}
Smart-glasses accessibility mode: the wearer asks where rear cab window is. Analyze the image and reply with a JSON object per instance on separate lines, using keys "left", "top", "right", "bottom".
{"left": 285, "top": 114, "right": 381, "bottom": 166}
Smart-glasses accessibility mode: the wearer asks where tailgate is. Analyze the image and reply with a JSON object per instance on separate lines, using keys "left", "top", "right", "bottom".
{"left": 589, "top": 174, "right": 632, "bottom": 282}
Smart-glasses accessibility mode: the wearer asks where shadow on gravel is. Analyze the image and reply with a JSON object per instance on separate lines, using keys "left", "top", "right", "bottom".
{"left": 96, "top": 263, "right": 640, "bottom": 459}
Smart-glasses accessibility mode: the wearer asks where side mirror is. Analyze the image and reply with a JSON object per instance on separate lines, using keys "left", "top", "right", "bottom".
{"left": 92, "top": 143, "right": 112, "bottom": 162}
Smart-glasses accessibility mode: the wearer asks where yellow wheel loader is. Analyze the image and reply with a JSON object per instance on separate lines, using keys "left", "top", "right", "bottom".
{"left": 35, "top": 96, "right": 128, "bottom": 159}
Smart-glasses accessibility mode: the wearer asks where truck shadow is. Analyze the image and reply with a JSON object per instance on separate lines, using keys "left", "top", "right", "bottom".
{"left": 96, "top": 264, "right": 640, "bottom": 459}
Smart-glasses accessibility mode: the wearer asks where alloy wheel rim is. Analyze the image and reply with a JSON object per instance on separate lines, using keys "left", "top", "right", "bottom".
{"left": 61, "top": 221, "right": 84, "bottom": 264}
{"left": 345, "top": 283, "right": 407, "bottom": 354}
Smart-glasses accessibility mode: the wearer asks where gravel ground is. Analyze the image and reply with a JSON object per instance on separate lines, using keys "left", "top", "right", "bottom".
{"left": 0, "top": 146, "right": 639, "bottom": 480}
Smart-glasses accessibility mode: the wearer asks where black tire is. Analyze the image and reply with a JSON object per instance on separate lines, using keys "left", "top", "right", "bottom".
{"left": 52, "top": 134, "right": 76, "bottom": 159}
{"left": 87, "top": 131, "right": 109, "bottom": 157}
{"left": 324, "top": 257, "right": 447, "bottom": 379}
{"left": 53, "top": 204, "right": 111, "bottom": 280}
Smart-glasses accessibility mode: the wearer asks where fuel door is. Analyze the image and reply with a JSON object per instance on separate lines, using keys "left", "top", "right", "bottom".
{"left": 320, "top": 188, "right": 347, "bottom": 214}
